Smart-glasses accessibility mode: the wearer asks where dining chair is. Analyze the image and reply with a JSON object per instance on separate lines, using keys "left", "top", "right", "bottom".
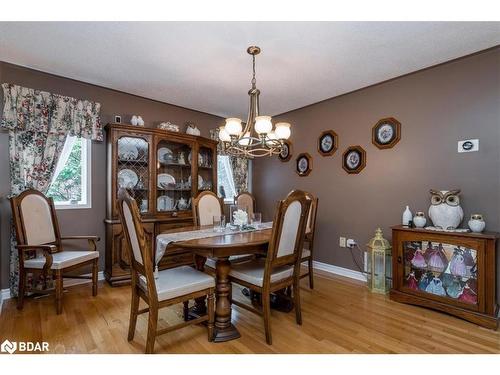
{"left": 192, "top": 191, "right": 250, "bottom": 270}
{"left": 228, "top": 190, "right": 311, "bottom": 345}
{"left": 10, "top": 189, "right": 100, "bottom": 314}
{"left": 301, "top": 193, "right": 319, "bottom": 289}
{"left": 235, "top": 191, "right": 256, "bottom": 218}
{"left": 118, "top": 188, "right": 215, "bottom": 353}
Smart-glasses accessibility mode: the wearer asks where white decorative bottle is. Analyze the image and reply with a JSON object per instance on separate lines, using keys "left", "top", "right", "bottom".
{"left": 131, "top": 115, "right": 138, "bottom": 126}
{"left": 137, "top": 116, "right": 145, "bottom": 126}
{"left": 402, "top": 206, "right": 413, "bottom": 227}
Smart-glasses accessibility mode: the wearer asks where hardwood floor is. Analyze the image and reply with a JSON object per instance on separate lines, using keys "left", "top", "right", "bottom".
{"left": 1, "top": 270, "right": 499, "bottom": 354}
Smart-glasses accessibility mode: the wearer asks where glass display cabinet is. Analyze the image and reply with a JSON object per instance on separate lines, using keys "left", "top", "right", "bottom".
{"left": 105, "top": 123, "right": 218, "bottom": 285}
{"left": 391, "top": 226, "right": 498, "bottom": 329}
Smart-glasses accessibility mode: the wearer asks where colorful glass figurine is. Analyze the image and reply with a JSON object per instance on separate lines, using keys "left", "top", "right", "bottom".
{"left": 406, "top": 271, "right": 419, "bottom": 290}
{"left": 445, "top": 278, "right": 463, "bottom": 299}
{"left": 458, "top": 282, "right": 477, "bottom": 304}
{"left": 426, "top": 243, "right": 448, "bottom": 273}
{"left": 463, "top": 248, "right": 476, "bottom": 268}
{"left": 411, "top": 248, "right": 427, "bottom": 269}
{"left": 449, "top": 248, "right": 467, "bottom": 277}
{"left": 425, "top": 277, "right": 446, "bottom": 296}
{"left": 419, "top": 272, "right": 432, "bottom": 291}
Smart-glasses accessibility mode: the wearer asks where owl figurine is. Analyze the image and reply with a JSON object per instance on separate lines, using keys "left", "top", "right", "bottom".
{"left": 428, "top": 189, "right": 464, "bottom": 230}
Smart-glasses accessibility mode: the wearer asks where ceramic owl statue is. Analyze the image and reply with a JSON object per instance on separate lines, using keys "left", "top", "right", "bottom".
{"left": 428, "top": 189, "right": 464, "bottom": 230}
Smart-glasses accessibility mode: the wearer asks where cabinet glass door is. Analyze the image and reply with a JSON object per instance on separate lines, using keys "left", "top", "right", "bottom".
{"left": 156, "top": 140, "right": 192, "bottom": 213}
{"left": 117, "top": 136, "right": 150, "bottom": 213}
{"left": 403, "top": 241, "right": 478, "bottom": 306}
{"left": 197, "top": 146, "right": 214, "bottom": 193}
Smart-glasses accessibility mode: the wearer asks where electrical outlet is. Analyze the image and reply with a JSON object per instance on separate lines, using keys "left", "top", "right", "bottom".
{"left": 347, "top": 239, "right": 356, "bottom": 248}
{"left": 339, "top": 237, "right": 346, "bottom": 248}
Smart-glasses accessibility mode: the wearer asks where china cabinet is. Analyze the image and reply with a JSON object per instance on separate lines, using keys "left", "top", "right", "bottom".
{"left": 104, "top": 123, "right": 217, "bottom": 285}
{"left": 390, "top": 226, "right": 498, "bottom": 329}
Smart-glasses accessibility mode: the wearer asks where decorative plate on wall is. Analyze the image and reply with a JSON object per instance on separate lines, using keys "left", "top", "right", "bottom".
{"left": 342, "top": 146, "right": 366, "bottom": 174}
{"left": 372, "top": 117, "right": 401, "bottom": 149}
{"left": 318, "top": 130, "right": 338, "bottom": 156}
{"left": 296, "top": 153, "right": 312, "bottom": 177}
{"left": 278, "top": 140, "right": 292, "bottom": 162}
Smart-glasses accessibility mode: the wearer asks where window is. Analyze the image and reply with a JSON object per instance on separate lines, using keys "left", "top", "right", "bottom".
{"left": 47, "top": 136, "right": 91, "bottom": 209}
{"left": 217, "top": 155, "right": 236, "bottom": 203}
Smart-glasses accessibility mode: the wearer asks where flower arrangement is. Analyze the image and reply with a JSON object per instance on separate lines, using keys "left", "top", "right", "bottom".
{"left": 232, "top": 209, "right": 248, "bottom": 227}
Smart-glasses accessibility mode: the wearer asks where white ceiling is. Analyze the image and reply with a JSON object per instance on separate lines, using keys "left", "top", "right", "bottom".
{"left": 0, "top": 22, "right": 499, "bottom": 118}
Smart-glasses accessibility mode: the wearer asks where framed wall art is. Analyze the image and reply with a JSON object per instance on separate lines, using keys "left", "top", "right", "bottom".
{"left": 318, "top": 130, "right": 338, "bottom": 156}
{"left": 296, "top": 153, "right": 312, "bottom": 177}
{"left": 342, "top": 146, "right": 366, "bottom": 174}
{"left": 278, "top": 140, "right": 292, "bottom": 162}
{"left": 372, "top": 117, "right": 401, "bottom": 149}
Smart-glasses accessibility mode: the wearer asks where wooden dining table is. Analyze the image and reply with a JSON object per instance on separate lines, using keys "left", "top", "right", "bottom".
{"left": 160, "top": 226, "right": 272, "bottom": 342}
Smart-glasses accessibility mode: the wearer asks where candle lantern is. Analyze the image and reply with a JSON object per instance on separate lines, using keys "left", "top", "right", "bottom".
{"left": 366, "top": 228, "right": 392, "bottom": 294}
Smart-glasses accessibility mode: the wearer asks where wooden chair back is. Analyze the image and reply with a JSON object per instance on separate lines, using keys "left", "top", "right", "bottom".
{"left": 117, "top": 188, "right": 156, "bottom": 299}
{"left": 192, "top": 191, "right": 224, "bottom": 226}
{"left": 10, "top": 189, "right": 62, "bottom": 252}
{"left": 235, "top": 191, "right": 256, "bottom": 218}
{"left": 264, "top": 190, "right": 311, "bottom": 282}
{"left": 304, "top": 193, "right": 319, "bottom": 239}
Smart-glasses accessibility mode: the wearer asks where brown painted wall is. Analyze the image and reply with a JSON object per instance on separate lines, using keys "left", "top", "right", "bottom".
{"left": 0, "top": 62, "right": 223, "bottom": 289}
{"left": 253, "top": 48, "right": 500, "bottom": 302}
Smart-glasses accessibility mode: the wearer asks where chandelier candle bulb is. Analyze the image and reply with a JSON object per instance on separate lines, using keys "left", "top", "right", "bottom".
{"left": 238, "top": 132, "right": 251, "bottom": 146}
{"left": 225, "top": 118, "right": 243, "bottom": 136}
{"left": 218, "top": 126, "right": 231, "bottom": 142}
{"left": 275, "top": 122, "right": 291, "bottom": 140}
{"left": 267, "top": 131, "right": 277, "bottom": 140}
{"left": 255, "top": 115, "right": 273, "bottom": 134}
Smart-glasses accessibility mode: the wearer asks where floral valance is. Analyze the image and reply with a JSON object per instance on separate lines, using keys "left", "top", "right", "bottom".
{"left": 1, "top": 83, "right": 103, "bottom": 141}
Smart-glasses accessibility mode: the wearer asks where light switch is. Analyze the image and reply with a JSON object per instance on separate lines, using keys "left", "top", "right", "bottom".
{"left": 458, "top": 139, "right": 479, "bottom": 153}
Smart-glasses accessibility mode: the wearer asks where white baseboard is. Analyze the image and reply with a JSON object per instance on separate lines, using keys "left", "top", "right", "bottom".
{"left": 0, "top": 271, "right": 105, "bottom": 307}
{"left": 312, "top": 260, "right": 367, "bottom": 282}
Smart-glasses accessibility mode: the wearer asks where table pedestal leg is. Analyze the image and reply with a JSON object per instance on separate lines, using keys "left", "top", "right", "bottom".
{"left": 188, "top": 254, "right": 207, "bottom": 320}
{"left": 213, "top": 256, "right": 240, "bottom": 342}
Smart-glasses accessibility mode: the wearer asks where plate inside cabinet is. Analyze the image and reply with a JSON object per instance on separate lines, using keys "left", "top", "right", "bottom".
{"left": 157, "top": 173, "right": 176, "bottom": 188}
{"left": 118, "top": 169, "right": 139, "bottom": 188}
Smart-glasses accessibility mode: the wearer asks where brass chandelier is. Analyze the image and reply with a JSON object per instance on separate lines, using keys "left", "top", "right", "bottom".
{"left": 217, "top": 46, "right": 291, "bottom": 158}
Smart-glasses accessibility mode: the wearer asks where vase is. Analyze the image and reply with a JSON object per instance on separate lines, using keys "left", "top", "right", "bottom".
{"left": 468, "top": 214, "right": 485, "bottom": 233}
{"left": 402, "top": 206, "right": 412, "bottom": 226}
{"left": 137, "top": 116, "right": 145, "bottom": 126}
{"left": 131, "top": 115, "right": 138, "bottom": 126}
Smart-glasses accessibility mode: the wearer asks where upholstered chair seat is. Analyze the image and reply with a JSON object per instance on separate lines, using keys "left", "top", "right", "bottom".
{"left": 24, "top": 250, "right": 99, "bottom": 270}
{"left": 139, "top": 266, "right": 215, "bottom": 301}
{"left": 229, "top": 259, "right": 293, "bottom": 287}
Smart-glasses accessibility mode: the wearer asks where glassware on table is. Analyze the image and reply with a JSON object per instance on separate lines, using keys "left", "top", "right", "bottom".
{"left": 251, "top": 212, "right": 262, "bottom": 228}
{"left": 213, "top": 215, "right": 226, "bottom": 232}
